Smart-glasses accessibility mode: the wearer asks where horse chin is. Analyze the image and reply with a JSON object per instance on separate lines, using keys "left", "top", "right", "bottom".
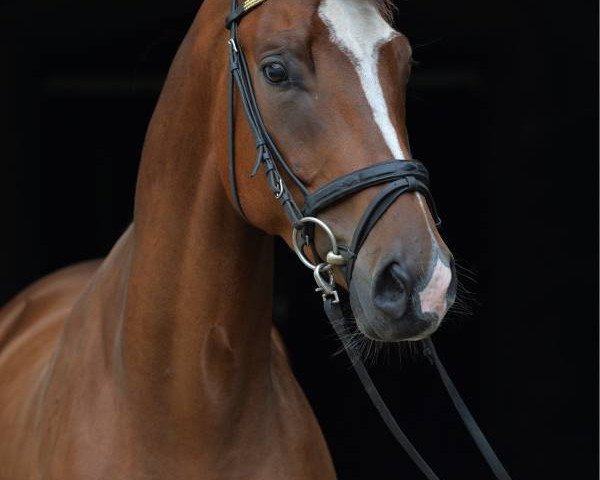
{"left": 348, "top": 283, "right": 443, "bottom": 343}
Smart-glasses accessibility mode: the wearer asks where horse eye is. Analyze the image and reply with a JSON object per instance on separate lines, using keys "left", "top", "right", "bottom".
{"left": 262, "top": 62, "right": 288, "bottom": 84}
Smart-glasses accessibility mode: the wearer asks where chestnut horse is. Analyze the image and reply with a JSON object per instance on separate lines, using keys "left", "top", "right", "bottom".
{"left": 0, "top": 0, "right": 456, "bottom": 478}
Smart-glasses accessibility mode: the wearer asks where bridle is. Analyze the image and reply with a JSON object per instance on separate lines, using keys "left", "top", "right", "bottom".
{"left": 226, "top": 0, "right": 438, "bottom": 296}
{"left": 226, "top": 1, "right": 512, "bottom": 479}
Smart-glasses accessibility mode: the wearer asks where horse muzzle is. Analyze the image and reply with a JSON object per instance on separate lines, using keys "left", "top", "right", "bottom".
{"left": 350, "top": 255, "right": 457, "bottom": 342}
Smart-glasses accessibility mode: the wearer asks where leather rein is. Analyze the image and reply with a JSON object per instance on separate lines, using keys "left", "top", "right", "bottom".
{"left": 226, "top": 1, "right": 512, "bottom": 479}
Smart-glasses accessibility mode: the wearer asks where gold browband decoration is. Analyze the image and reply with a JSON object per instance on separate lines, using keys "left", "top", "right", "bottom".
{"left": 241, "top": 0, "right": 268, "bottom": 14}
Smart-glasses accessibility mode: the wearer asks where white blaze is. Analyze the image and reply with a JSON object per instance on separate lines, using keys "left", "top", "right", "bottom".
{"left": 318, "top": 0, "right": 404, "bottom": 159}
{"left": 416, "top": 195, "right": 452, "bottom": 317}
{"left": 319, "top": 0, "right": 453, "bottom": 318}
{"left": 418, "top": 257, "right": 452, "bottom": 317}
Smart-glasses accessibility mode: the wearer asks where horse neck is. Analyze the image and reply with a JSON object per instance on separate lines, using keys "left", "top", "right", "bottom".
{"left": 120, "top": 2, "right": 274, "bottom": 416}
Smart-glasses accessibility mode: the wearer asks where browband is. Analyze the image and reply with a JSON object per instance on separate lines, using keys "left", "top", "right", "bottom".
{"left": 226, "top": 0, "right": 269, "bottom": 28}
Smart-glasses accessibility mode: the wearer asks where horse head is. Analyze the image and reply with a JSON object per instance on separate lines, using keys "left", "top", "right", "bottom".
{"left": 220, "top": 0, "right": 457, "bottom": 342}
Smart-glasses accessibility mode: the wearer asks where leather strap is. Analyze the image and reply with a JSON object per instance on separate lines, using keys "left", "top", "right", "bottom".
{"left": 302, "top": 160, "right": 432, "bottom": 217}
{"left": 227, "top": 32, "right": 247, "bottom": 220}
{"left": 324, "top": 298, "right": 441, "bottom": 480}
{"left": 301, "top": 160, "right": 440, "bottom": 283}
{"left": 228, "top": 10, "right": 305, "bottom": 225}
{"left": 324, "top": 298, "right": 513, "bottom": 480}
{"left": 422, "top": 339, "right": 513, "bottom": 480}
{"left": 345, "top": 176, "right": 435, "bottom": 285}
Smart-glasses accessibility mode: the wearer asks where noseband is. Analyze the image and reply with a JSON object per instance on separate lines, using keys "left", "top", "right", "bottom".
{"left": 226, "top": 2, "right": 512, "bottom": 479}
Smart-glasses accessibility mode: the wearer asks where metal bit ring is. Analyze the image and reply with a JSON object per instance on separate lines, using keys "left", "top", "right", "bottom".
{"left": 291, "top": 217, "right": 345, "bottom": 270}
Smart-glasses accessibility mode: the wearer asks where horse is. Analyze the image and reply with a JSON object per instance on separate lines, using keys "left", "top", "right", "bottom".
{"left": 0, "top": 0, "right": 456, "bottom": 478}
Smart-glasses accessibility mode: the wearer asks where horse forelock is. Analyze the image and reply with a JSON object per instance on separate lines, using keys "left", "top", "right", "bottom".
{"left": 371, "top": 0, "right": 397, "bottom": 24}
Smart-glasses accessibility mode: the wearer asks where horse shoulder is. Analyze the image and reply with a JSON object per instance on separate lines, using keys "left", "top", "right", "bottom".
{"left": 0, "top": 260, "right": 101, "bottom": 351}
{"left": 0, "top": 260, "right": 101, "bottom": 478}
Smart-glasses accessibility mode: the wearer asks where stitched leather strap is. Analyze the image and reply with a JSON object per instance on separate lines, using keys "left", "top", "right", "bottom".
{"left": 302, "top": 160, "right": 440, "bottom": 281}
{"left": 344, "top": 175, "right": 436, "bottom": 285}
{"left": 302, "top": 160, "right": 431, "bottom": 217}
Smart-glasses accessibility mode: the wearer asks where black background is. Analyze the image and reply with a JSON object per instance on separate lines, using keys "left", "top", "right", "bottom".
{"left": 0, "top": 0, "right": 597, "bottom": 479}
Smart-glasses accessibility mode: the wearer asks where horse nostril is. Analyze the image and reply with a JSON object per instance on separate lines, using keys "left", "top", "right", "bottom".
{"left": 389, "top": 263, "right": 407, "bottom": 294}
{"left": 372, "top": 262, "right": 410, "bottom": 318}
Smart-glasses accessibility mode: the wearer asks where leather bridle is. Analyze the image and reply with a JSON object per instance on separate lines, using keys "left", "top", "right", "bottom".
{"left": 226, "top": 1, "right": 512, "bottom": 479}
{"left": 227, "top": 0, "right": 439, "bottom": 293}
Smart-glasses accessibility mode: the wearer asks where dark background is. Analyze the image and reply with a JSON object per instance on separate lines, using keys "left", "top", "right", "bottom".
{"left": 0, "top": 0, "right": 597, "bottom": 478}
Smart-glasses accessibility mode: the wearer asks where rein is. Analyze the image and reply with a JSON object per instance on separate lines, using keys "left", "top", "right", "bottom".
{"left": 226, "top": 1, "right": 512, "bottom": 479}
